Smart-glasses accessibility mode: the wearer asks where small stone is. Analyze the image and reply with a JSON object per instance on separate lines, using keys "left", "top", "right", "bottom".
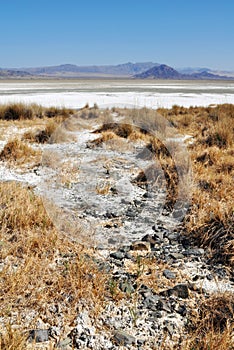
{"left": 167, "top": 233, "right": 179, "bottom": 242}
{"left": 28, "top": 329, "right": 49, "bottom": 343}
{"left": 176, "top": 304, "right": 187, "bottom": 316}
{"left": 170, "top": 252, "right": 184, "bottom": 260}
{"left": 119, "top": 245, "right": 131, "bottom": 253}
{"left": 113, "top": 330, "right": 136, "bottom": 345}
{"left": 172, "top": 209, "right": 184, "bottom": 219}
{"left": 137, "top": 339, "right": 145, "bottom": 346}
{"left": 142, "top": 234, "right": 157, "bottom": 245}
{"left": 169, "top": 284, "right": 189, "bottom": 299}
{"left": 110, "top": 251, "right": 125, "bottom": 260}
{"left": 131, "top": 241, "right": 151, "bottom": 251}
{"left": 153, "top": 231, "right": 164, "bottom": 241}
{"left": 157, "top": 299, "right": 171, "bottom": 313}
{"left": 183, "top": 248, "right": 205, "bottom": 256}
{"left": 143, "top": 295, "right": 160, "bottom": 310}
{"left": 163, "top": 269, "right": 176, "bottom": 280}
{"left": 57, "top": 337, "right": 72, "bottom": 349}
{"left": 206, "top": 274, "right": 213, "bottom": 281}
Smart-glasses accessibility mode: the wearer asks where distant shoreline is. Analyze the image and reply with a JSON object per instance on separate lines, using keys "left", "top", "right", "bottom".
{"left": 1, "top": 79, "right": 234, "bottom": 109}
{"left": 1, "top": 76, "right": 234, "bottom": 82}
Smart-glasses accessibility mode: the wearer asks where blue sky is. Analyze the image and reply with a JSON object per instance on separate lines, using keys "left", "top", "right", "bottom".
{"left": 1, "top": 0, "right": 234, "bottom": 70}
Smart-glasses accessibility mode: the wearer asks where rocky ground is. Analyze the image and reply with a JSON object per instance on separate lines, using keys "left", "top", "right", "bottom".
{"left": 0, "top": 113, "right": 233, "bottom": 349}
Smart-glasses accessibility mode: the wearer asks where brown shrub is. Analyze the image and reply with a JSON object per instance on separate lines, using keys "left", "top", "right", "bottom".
{"left": 185, "top": 293, "right": 234, "bottom": 349}
{"left": 0, "top": 139, "right": 40, "bottom": 164}
{"left": 0, "top": 103, "right": 33, "bottom": 120}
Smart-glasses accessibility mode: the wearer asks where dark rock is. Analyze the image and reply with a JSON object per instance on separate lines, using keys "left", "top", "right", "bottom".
{"left": 143, "top": 295, "right": 161, "bottom": 310}
{"left": 113, "top": 330, "right": 136, "bottom": 345}
{"left": 157, "top": 299, "right": 171, "bottom": 313}
{"left": 167, "top": 233, "right": 179, "bottom": 242}
{"left": 137, "top": 339, "right": 145, "bottom": 346}
{"left": 125, "top": 252, "right": 132, "bottom": 259}
{"left": 183, "top": 248, "right": 205, "bottom": 256}
{"left": 119, "top": 245, "right": 131, "bottom": 253}
{"left": 154, "top": 231, "right": 164, "bottom": 241}
{"left": 97, "top": 261, "right": 112, "bottom": 273}
{"left": 28, "top": 329, "right": 49, "bottom": 343}
{"left": 172, "top": 209, "right": 185, "bottom": 219}
{"left": 126, "top": 209, "right": 136, "bottom": 218}
{"left": 163, "top": 269, "right": 176, "bottom": 280}
{"left": 142, "top": 234, "right": 158, "bottom": 246}
{"left": 110, "top": 251, "right": 125, "bottom": 260}
{"left": 112, "top": 259, "right": 123, "bottom": 267}
{"left": 206, "top": 274, "right": 214, "bottom": 281}
{"left": 149, "top": 310, "right": 163, "bottom": 319}
{"left": 138, "top": 284, "right": 153, "bottom": 297}
{"left": 214, "top": 267, "right": 228, "bottom": 278}
{"left": 175, "top": 304, "right": 187, "bottom": 316}
{"left": 163, "top": 284, "right": 189, "bottom": 299}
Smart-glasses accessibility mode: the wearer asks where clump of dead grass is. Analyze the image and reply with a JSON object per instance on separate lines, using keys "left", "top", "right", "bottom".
{"left": 23, "top": 119, "right": 76, "bottom": 144}
{"left": 0, "top": 103, "right": 74, "bottom": 121}
{"left": 0, "top": 103, "right": 33, "bottom": 121}
{"left": 0, "top": 138, "right": 41, "bottom": 165}
{"left": 184, "top": 292, "right": 234, "bottom": 349}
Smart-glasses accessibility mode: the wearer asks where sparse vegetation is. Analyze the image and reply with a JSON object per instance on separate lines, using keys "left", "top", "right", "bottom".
{"left": 0, "top": 138, "right": 40, "bottom": 165}
{"left": 0, "top": 103, "right": 74, "bottom": 121}
{"left": 0, "top": 102, "right": 233, "bottom": 349}
{"left": 160, "top": 104, "right": 234, "bottom": 265}
{"left": 0, "top": 181, "right": 109, "bottom": 346}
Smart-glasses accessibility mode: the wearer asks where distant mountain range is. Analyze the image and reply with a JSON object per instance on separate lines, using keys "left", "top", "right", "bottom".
{"left": 1, "top": 62, "right": 234, "bottom": 80}
{"left": 0, "top": 69, "right": 32, "bottom": 78}
{"left": 134, "top": 64, "right": 234, "bottom": 80}
{"left": 1, "top": 62, "right": 159, "bottom": 78}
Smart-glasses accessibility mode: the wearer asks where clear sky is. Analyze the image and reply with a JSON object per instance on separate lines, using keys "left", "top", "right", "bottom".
{"left": 1, "top": 0, "right": 234, "bottom": 70}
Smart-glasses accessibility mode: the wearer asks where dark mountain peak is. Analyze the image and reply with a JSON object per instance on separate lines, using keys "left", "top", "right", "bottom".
{"left": 135, "top": 64, "right": 182, "bottom": 79}
{"left": 135, "top": 64, "right": 234, "bottom": 80}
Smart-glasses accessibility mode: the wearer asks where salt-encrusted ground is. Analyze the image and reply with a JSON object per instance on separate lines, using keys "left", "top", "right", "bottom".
{"left": 1, "top": 80, "right": 234, "bottom": 109}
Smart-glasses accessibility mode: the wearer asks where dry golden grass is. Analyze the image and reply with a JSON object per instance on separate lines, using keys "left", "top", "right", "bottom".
{"left": 0, "top": 138, "right": 41, "bottom": 165}
{"left": 124, "top": 255, "right": 185, "bottom": 294}
{"left": 183, "top": 293, "right": 234, "bottom": 350}
{"left": 0, "top": 324, "right": 28, "bottom": 350}
{"left": 23, "top": 116, "right": 77, "bottom": 144}
{"left": 157, "top": 104, "right": 234, "bottom": 265}
{"left": 96, "top": 180, "right": 111, "bottom": 195}
{"left": 0, "top": 182, "right": 109, "bottom": 346}
{"left": 0, "top": 103, "right": 74, "bottom": 121}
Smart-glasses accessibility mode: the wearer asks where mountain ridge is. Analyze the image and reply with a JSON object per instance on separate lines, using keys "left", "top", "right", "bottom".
{"left": 14, "top": 62, "right": 159, "bottom": 76}
{"left": 134, "top": 64, "right": 234, "bottom": 80}
{"left": 1, "top": 62, "right": 234, "bottom": 80}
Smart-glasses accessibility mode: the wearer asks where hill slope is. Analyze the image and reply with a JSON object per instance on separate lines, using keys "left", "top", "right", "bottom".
{"left": 135, "top": 64, "right": 234, "bottom": 80}
{"left": 21, "top": 62, "right": 159, "bottom": 77}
